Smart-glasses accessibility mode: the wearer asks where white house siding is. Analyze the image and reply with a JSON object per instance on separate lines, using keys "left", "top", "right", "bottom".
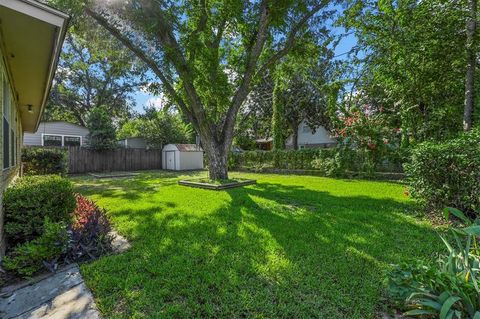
{"left": 23, "top": 121, "right": 89, "bottom": 147}
{"left": 286, "top": 120, "right": 337, "bottom": 149}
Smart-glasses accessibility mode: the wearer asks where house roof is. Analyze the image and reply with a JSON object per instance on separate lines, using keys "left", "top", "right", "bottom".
{"left": 40, "top": 121, "right": 87, "bottom": 129}
{"left": 0, "top": 0, "right": 69, "bottom": 132}
{"left": 175, "top": 144, "right": 203, "bottom": 152}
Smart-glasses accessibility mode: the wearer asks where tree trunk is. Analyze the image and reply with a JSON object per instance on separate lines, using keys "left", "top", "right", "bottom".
{"left": 292, "top": 125, "right": 299, "bottom": 150}
{"left": 272, "top": 79, "right": 285, "bottom": 150}
{"left": 203, "top": 137, "right": 229, "bottom": 180}
{"left": 464, "top": 0, "right": 477, "bottom": 131}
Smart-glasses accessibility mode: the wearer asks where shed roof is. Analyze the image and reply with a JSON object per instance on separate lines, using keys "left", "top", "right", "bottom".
{"left": 175, "top": 144, "right": 203, "bottom": 152}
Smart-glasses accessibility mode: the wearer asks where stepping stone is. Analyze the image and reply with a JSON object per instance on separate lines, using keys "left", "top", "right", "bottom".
{"left": 0, "top": 264, "right": 101, "bottom": 319}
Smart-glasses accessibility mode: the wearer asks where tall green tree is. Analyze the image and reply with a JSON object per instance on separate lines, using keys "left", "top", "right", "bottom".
{"left": 73, "top": 0, "right": 335, "bottom": 180}
{"left": 86, "top": 107, "right": 117, "bottom": 150}
{"left": 118, "top": 108, "right": 194, "bottom": 148}
{"left": 45, "top": 15, "right": 148, "bottom": 126}
{"left": 271, "top": 78, "right": 285, "bottom": 150}
{"left": 340, "top": 0, "right": 469, "bottom": 143}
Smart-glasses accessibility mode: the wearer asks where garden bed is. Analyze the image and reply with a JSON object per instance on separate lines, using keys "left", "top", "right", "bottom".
{"left": 178, "top": 178, "right": 256, "bottom": 190}
{"left": 88, "top": 172, "right": 139, "bottom": 179}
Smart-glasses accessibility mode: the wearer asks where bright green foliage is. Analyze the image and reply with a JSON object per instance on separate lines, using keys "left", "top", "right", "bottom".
{"left": 230, "top": 148, "right": 403, "bottom": 176}
{"left": 386, "top": 208, "right": 480, "bottom": 318}
{"left": 72, "top": 171, "right": 440, "bottom": 318}
{"left": 86, "top": 107, "right": 117, "bottom": 150}
{"left": 405, "top": 129, "right": 480, "bottom": 217}
{"left": 4, "top": 175, "right": 76, "bottom": 246}
{"left": 3, "top": 218, "right": 69, "bottom": 277}
{"left": 340, "top": 0, "right": 468, "bottom": 142}
{"left": 116, "top": 119, "right": 142, "bottom": 140}
{"left": 22, "top": 147, "right": 68, "bottom": 176}
{"left": 118, "top": 109, "right": 194, "bottom": 148}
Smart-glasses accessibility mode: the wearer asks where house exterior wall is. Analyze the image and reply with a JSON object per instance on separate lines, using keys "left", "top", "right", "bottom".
{"left": 118, "top": 137, "right": 147, "bottom": 149}
{"left": 285, "top": 120, "right": 337, "bottom": 149}
{"left": 179, "top": 152, "right": 204, "bottom": 170}
{"left": 0, "top": 49, "right": 23, "bottom": 257}
{"left": 23, "top": 121, "right": 89, "bottom": 147}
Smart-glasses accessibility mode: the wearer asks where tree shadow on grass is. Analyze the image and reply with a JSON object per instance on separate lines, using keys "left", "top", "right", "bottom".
{"left": 80, "top": 180, "right": 441, "bottom": 319}
{"left": 72, "top": 170, "right": 206, "bottom": 201}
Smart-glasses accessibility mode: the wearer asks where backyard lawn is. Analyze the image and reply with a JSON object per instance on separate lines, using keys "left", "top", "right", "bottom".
{"left": 72, "top": 171, "right": 441, "bottom": 318}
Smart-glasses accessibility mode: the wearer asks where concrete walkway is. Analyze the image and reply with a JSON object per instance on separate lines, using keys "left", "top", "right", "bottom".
{"left": 0, "top": 264, "right": 101, "bottom": 319}
{"left": 0, "top": 232, "right": 131, "bottom": 319}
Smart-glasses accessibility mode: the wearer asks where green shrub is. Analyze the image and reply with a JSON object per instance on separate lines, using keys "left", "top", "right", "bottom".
{"left": 3, "top": 218, "right": 69, "bottom": 277}
{"left": 386, "top": 208, "right": 480, "bottom": 318}
{"left": 230, "top": 146, "right": 404, "bottom": 176}
{"left": 4, "top": 175, "right": 76, "bottom": 246}
{"left": 22, "top": 147, "right": 68, "bottom": 175}
{"left": 404, "top": 129, "right": 480, "bottom": 216}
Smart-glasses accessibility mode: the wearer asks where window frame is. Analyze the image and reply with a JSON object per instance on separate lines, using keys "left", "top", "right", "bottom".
{"left": 3, "top": 72, "right": 12, "bottom": 170}
{"left": 41, "top": 133, "right": 83, "bottom": 147}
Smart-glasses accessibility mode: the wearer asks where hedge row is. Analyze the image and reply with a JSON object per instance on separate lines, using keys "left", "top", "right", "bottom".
{"left": 229, "top": 147, "right": 405, "bottom": 175}
{"left": 22, "top": 147, "right": 68, "bottom": 176}
{"left": 405, "top": 129, "right": 480, "bottom": 217}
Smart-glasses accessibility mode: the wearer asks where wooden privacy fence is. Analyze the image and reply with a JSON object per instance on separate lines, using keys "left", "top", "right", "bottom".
{"left": 68, "top": 147, "right": 162, "bottom": 174}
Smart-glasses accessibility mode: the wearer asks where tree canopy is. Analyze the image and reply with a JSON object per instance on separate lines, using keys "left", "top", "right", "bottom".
{"left": 44, "top": 10, "right": 149, "bottom": 126}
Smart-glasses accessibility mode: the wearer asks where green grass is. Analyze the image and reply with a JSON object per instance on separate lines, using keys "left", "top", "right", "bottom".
{"left": 71, "top": 171, "right": 442, "bottom": 318}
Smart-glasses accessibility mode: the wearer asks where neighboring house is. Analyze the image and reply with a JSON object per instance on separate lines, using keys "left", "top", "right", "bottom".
{"left": 285, "top": 120, "right": 337, "bottom": 149}
{"left": 23, "top": 121, "right": 89, "bottom": 147}
{"left": 118, "top": 137, "right": 148, "bottom": 149}
{"left": 0, "top": 0, "right": 68, "bottom": 256}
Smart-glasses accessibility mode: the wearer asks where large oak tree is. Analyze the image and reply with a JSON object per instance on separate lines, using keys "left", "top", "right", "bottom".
{"left": 76, "top": 0, "right": 333, "bottom": 180}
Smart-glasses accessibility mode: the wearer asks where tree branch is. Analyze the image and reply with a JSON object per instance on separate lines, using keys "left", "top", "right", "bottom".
{"left": 84, "top": 6, "right": 197, "bottom": 127}
{"left": 222, "top": 0, "right": 271, "bottom": 144}
{"left": 254, "top": 1, "right": 328, "bottom": 79}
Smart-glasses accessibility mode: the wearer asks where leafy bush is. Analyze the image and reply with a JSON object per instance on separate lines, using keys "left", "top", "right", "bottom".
{"left": 66, "top": 194, "right": 112, "bottom": 262}
{"left": 229, "top": 146, "right": 404, "bottom": 176}
{"left": 22, "top": 147, "right": 68, "bottom": 175}
{"left": 4, "top": 175, "right": 76, "bottom": 246}
{"left": 3, "top": 218, "right": 69, "bottom": 277}
{"left": 386, "top": 208, "right": 480, "bottom": 318}
{"left": 405, "top": 129, "right": 480, "bottom": 216}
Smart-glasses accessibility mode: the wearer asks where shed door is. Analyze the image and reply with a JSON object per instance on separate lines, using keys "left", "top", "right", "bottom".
{"left": 166, "top": 151, "right": 175, "bottom": 170}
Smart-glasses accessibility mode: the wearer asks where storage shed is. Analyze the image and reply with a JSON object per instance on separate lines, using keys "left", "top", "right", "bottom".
{"left": 162, "top": 144, "right": 204, "bottom": 171}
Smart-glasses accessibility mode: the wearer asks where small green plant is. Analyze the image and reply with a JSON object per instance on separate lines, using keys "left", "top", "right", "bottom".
{"left": 4, "top": 175, "right": 76, "bottom": 246}
{"left": 22, "top": 147, "right": 68, "bottom": 175}
{"left": 386, "top": 207, "right": 480, "bottom": 318}
{"left": 3, "top": 218, "right": 69, "bottom": 277}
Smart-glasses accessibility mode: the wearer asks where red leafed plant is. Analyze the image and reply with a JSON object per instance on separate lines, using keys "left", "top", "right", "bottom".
{"left": 66, "top": 194, "right": 113, "bottom": 262}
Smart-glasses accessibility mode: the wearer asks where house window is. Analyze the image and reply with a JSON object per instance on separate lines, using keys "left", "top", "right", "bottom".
{"left": 299, "top": 145, "right": 305, "bottom": 149}
{"left": 3, "top": 77, "right": 10, "bottom": 169}
{"left": 10, "top": 128, "right": 14, "bottom": 166}
{"left": 43, "top": 135, "right": 62, "bottom": 147}
{"left": 64, "top": 136, "right": 81, "bottom": 147}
